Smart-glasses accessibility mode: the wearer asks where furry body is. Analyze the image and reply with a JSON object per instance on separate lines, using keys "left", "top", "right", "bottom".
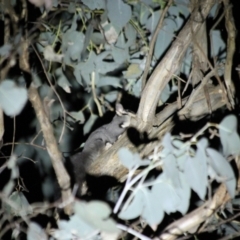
{"left": 70, "top": 104, "right": 131, "bottom": 195}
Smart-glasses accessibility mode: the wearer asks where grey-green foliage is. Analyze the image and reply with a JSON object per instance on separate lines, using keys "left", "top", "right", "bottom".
{"left": 51, "top": 200, "right": 120, "bottom": 240}
{"left": 0, "top": 80, "right": 28, "bottom": 117}
{"left": 27, "top": 222, "right": 47, "bottom": 240}
{"left": 29, "top": 0, "right": 226, "bottom": 129}
{"left": 3, "top": 191, "right": 32, "bottom": 217}
{"left": 2, "top": 155, "right": 33, "bottom": 217}
{"left": 117, "top": 115, "right": 238, "bottom": 226}
{"left": 0, "top": 0, "right": 231, "bottom": 237}
{"left": 219, "top": 115, "right": 240, "bottom": 156}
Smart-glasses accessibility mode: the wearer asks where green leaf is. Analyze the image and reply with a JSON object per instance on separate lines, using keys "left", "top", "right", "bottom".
{"left": 104, "top": 91, "right": 118, "bottom": 102}
{"left": 107, "top": 0, "right": 132, "bottom": 30}
{"left": 219, "top": 115, "right": 240, "bottom": 156}
{"left": 74, "top": 200, "right": 120, "bottom": 234}
{"left": 98, "top": 76, "right": 122, "bottom": 88}
{"left": 162, "top": 154, "right": 181, "bottom": 188}
{"left": 54, "top": 214, "right": 96, "bottom": 239}
{"left": 3, "top": 191, "right": 32, "bottom": 216}
{"left": 175, "top": 171, "right": 191, "bottom": 214}
{"left": 0, "top": 80, "right": 28, "bottom": 116}
{"left": 62, "top": 30, "right": 85, "bottom": 64}
{"left": 68, "top": 111, "right": 85, "bottom": 123}
{"left": 83, "top": 114, "right": 98, "bottom": 135}
{"left": 152, "top": 173, "right": 181, "bottom": 214}
{"left": 142, "top": 188, "right": 164, "bottom": 226}
{"left": 207, "top": 148, "right": 236, "bottom": 198}
{"left": 125, "top": 23, "right": 137, "bottom": 47}
{"left": 68, "top": 2, "right": 76, "bottom": 13}
{"left": 118, "top": 190, "right": 144, "bottom": 220}
{"left": 74, "top": 52, "right": 96, "bottom": 85}
{"left": 185, "top": 151, "right": 207, "bottom": 200}
{"left": 118, "top": 148, "right": 150, "bottom": 170}
{"left": 55, "top": 68, "right": 72, "bottom": 93}
{"left": 27, "top": 222, "right": 47, "bottom": 240}
{"left": 124, "top": 63, "right": 143, "bottom": 79}
{"left": 184, "top": 139, "right": 208, "bottom": 200}
{"left": 82, "top": 0, "right": 105, "bottom": 10}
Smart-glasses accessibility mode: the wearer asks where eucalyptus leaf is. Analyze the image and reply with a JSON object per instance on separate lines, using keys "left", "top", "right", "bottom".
{"left": 125, "top": 23, "right": 137, "bottom": 47}
{"left": 0, "top": 80, "right": 28, "bottom": 116}
{"left": 98, "top": 76, "right": 122, "bottom": 88}
{"left": 83, "top": 114, "right": 98, "bottom": 135}
{"left": 27, "top": 222, "right": 47, "bottom": 240}
{"left": 104, "top": 91, "right": 118, "bottom": 102}
{"left": 143, "top": 188, "right": 164, "bottom": 226}
{"left": 118, "top": 189, "right": 144, "bottom": 220}
{"left": 74, "top": 200, "right": 120, "bottom": 234}
{"left": 152, "top": 173, "right": 181, "bottom": 214}
{"left": 207, "top": 148, "right": 236, "bottom": 198}
{"left": 118, "top": 147, "right": 150, "bottom": 170}
{"left": 55, "top": 68, "right": 72, "bottom": 93}
{"left": 124, "top": 63, "right": 143, "bottom": 79}
{"left": 54, "top": 214, "right": 96, "bottom": 239}
{"left": 184, "top": 139, "right": 208, "bottom": 200}
{"left": 219, "top": 115, "right": 240, "bottom": 156}
{"left": 162, "top": 154, "right": 181, "bottom": 188}
{"left": 3, "top": 191, "right": 32, "bottom": 216}
{"left": 68, "top": 111, "right": 85, "bottom": 123}
{"left": 67, "top": 2, "right": 76, "bottom": 13}
{"left": 62, "top": 30, "right": 85, "bottom": 64}
{"left": 174, "top": 171, "right": 191, "bottom": 214}
{"left": 82, "top": 0, "right": 105, "bottom": 10}
{"left": 107, "top": 0, "right": 132, "bottom": 30}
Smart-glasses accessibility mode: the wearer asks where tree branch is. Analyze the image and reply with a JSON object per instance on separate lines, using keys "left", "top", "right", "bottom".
{"left": 157, "top": 183, "right": 231, "bottom": 240}
{"left": 28, "top": 84, "right": 73, "bottom": 215}
{"left": 137, "top": 0, "right": 217, "bottom": 124}
{"left": 222, "top": 0, "right": 236, "bottom": 107}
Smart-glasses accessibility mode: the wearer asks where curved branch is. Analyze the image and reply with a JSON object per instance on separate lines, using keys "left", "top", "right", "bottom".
{"left": 158, "top": 184, "right": 231, "bottom": 240}
{"left": 137, "top": 0, "right": 217, "bottom": 124}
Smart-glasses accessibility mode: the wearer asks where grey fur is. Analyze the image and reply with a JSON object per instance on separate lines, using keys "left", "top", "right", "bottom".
{"left": 70, "top": 104, "right": 131, "bottom": 195}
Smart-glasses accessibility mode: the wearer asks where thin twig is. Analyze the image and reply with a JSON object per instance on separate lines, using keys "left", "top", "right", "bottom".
{"left": 10, "top": 117, "right": 16, "bottom": 155}
{"left": 2, "top": 142, "right": 46, "bottom": 150}
{"left": 117, "top": 224, "right": 152, "bottom": 240}
{"left": 91, "top": 72, "right": 103, "bottom": 117}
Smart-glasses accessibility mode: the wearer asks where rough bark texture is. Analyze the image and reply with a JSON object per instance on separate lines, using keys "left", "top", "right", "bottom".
{"left": 85, "top": 0, "right": 225, "bottom": 183}
{"left": 137, "top": 0, "right": 217, "bottom": 124}
{"left": 28, "top": 85, "right": 73, "bottom": 214}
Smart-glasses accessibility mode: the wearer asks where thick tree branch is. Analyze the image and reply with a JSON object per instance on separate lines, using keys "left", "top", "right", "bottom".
{"left": 137, "top": 0, "right": 217, "bottom": 124}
